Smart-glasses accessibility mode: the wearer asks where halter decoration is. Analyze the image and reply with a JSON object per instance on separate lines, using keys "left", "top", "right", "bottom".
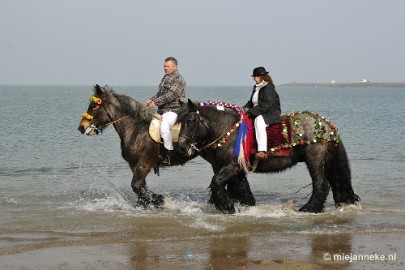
{"left": 90, "top": 96, "right": 102, "bottom": 104}
{"left": 81, "top": 96, "right": 103, "bottom": 120}
{"left": 82, "top": 112, "right": 94, "bottom": 120}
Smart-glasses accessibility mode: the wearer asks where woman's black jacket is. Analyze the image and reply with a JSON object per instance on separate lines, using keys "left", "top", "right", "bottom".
{"left": 243, "top": 84, "right": 281, "bottom": 125}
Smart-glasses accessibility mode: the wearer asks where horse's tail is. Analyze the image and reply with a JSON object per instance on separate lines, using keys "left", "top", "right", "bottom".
{"left": 326, "top": 141, "right": 360, "bottom": 207}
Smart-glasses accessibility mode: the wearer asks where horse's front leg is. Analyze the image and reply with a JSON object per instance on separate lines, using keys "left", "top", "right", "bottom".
{"left": 227, "top": 172, "right": 256, "bottom": 207}
{"left": 210, "top": 164, "right": 241, "bottom": 214}
{"left": 131, "top": 163, "right": 164, "bottom": 209}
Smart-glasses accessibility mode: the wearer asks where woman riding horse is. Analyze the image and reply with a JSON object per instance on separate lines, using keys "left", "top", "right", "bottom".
{"left": 177, "top": 100, "right": 360, "bottom": 214}
{"left": 244, "top": 66, "right": 281, "bottom": 160}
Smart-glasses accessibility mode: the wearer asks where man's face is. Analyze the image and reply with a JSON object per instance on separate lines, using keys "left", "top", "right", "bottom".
{"left": 164, "top": 60, "right": 177, "bottom": 74}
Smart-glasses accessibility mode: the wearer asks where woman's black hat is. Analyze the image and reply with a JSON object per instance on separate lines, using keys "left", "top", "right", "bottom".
{"left": 252, "top": 66, "right": 269, "bottom": 77}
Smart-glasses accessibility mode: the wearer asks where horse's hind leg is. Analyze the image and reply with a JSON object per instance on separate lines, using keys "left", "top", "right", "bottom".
{"left": 210, "top": 164, "right": 241, "bottom": 214}
{"left": 131, "top": 163, "right": 164, "bottom": 208}
{"left": 299, "top": 160, "right": 330, "bottom": 213}
{"left": 327, "top": 169, "right": 360, "bottom": 207}
{"left": 227, "top": 172, "right": 256, "bottom": 207}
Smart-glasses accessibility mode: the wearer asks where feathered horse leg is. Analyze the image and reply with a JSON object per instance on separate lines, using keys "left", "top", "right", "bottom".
{"left": 227, "top": 172, "right": 256, "bottom": 207}
{"left": 131, "top": 162, "right": 164, "bottom": 208}
{"left": 210, "top": 164, "right": 242, "bottom": 214}
{"left": 299, "top": 147, "right": 330, "bottom": 213}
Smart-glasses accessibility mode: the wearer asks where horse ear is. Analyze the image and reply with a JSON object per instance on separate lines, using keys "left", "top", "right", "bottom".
{"left": 187, "top": 99, "right": 199, "bottom": 112}
{"left": 94, "top": 84, "right": 103, "bottom": 96}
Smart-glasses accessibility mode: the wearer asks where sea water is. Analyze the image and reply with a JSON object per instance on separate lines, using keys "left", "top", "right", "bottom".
{"left": 0, "top": 84, "right": 404, "bottom": 267}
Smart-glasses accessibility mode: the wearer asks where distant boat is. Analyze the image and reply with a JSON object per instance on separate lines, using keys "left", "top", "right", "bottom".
{"left": 354, "top": 79, "right": 369, "bottom": 83}
{"left": 330, "top": 80, "right": 336, "bottom": 84}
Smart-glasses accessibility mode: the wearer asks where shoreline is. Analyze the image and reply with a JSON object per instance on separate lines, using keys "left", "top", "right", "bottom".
{"left": 280, "top": 82, "right": 405, "bottom": 87}
{"left": 2, "top": 82, "right": 405, "bottom": 88}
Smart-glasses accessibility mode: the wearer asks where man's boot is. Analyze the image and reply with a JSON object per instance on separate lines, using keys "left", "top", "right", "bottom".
{"left": 163, "top": 148, "right": 175, "bottom": 165}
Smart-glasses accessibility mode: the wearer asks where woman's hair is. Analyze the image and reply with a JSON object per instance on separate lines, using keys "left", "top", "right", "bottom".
{"left": 262, "top": 74, "right": 275, "bottom": 88}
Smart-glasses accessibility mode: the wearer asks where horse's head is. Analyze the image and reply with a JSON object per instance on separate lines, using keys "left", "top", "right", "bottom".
{"left": 177, "top": 99, "right": 210, "bottom": 157}
{"left": 78, "top": 84, "right": 113, "bottom": 135}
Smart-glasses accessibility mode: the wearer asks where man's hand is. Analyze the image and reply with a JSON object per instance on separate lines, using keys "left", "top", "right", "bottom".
{"left": 146, "top": 99, "right": 155, "bottom": 108}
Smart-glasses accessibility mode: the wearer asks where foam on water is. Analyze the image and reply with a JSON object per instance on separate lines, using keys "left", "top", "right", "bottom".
{"left": 66, "top": 186, "right": 376, "bottom": 235}
{"left": 235, "top": 200, "right": 299, "bottom": 218}
{"left": 66, "top": 181, "right": 135, "bottom": 213}
{"left": 163, "top": 197, "right": 205, "bottom": 214}
{"left": 79, "top": 194, "right": 133, "bottom": 212}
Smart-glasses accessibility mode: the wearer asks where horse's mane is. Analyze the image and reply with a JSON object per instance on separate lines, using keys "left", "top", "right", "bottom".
{"left": 176, "top": 100, "right": 240, "bottom": 127}
{"left": 175, "top": 101, "right": 196, "bottom": 124}
{"left": 202, "top": 105, "right": 239, "bottom": 119}
{"left": 96, "top": 86, "right": 154, "bottom": 123}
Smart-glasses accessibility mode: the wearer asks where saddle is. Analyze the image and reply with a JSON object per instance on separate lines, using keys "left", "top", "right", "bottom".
{"left": 148, "top": 114, "right": 181, "bottom": 144}
{"left": 250, "top": 117, "right": 292, "bottom": 157}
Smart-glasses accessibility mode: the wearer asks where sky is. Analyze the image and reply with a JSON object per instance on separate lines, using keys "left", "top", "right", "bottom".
{"left": 1, "top": 0, "right": 404, "bottom": 86}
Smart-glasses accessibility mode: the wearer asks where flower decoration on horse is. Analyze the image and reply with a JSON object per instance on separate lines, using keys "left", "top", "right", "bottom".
{"left": 90, "top": 96, "right": 102, "bottom": 105}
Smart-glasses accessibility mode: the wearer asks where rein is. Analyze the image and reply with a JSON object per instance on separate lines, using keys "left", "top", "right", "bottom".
{"left": 101, "top": 113, "right": 131, "bottom": 129}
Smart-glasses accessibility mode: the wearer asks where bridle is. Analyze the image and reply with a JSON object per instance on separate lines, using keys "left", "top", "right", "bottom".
{"left": 178, "top": 115, "right": 203, "bottom": 152}
{"left": 81, "top": 95, "right": 131, "bottom": 134}
{"left": 179, "top": 134, "right": 206, "bottom": 152}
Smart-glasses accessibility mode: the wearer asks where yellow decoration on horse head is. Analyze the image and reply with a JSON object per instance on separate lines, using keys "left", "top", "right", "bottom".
{"left": 82, "top": 112, "right": 93, "bottom": 120}
{"left": 90, "top": 96, "right": 102, "bottom": 104}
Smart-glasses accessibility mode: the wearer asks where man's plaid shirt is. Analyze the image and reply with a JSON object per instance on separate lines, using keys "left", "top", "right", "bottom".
{"left": 151, "top": 70, "right": 186, "bottom": 114}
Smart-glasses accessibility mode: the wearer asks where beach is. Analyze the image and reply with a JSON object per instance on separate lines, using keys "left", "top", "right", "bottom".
{"left": 1, "top": 226, "right": 403, "bottom": 269}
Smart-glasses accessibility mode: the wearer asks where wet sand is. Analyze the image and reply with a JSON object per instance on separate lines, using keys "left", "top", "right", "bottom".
{"left": 1, "top": 232, "right": 403, "bottom": 270}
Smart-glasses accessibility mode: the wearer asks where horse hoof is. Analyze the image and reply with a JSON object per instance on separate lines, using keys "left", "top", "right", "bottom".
{"left": 220, "top": 208, "right": 236, "bottom": 214}
{"left": 152, "top": 194, "right": 165, "bottom": 208}
{"left": 215, "top": 204, "right": 236, "bottom": 214}
{"left": 239, "top": 197, "right": 256, "bottom": 207}
{"left": 299, "top": 205, "right": 324, "bottom": 213}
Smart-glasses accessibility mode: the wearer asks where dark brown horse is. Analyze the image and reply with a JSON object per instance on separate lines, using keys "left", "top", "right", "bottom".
{"left": 177, "top": 100, "right": 360, "bottom": 214}
{"left": 78, "top": 85, "right": 255, "bottom": 209}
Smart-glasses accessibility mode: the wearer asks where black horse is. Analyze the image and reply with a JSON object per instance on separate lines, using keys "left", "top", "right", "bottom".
{"left": 78, "top": 85, "right": 255, "bottom": 209}
{"left": 177, "top": 100, "right": 360, "bottom": 214}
